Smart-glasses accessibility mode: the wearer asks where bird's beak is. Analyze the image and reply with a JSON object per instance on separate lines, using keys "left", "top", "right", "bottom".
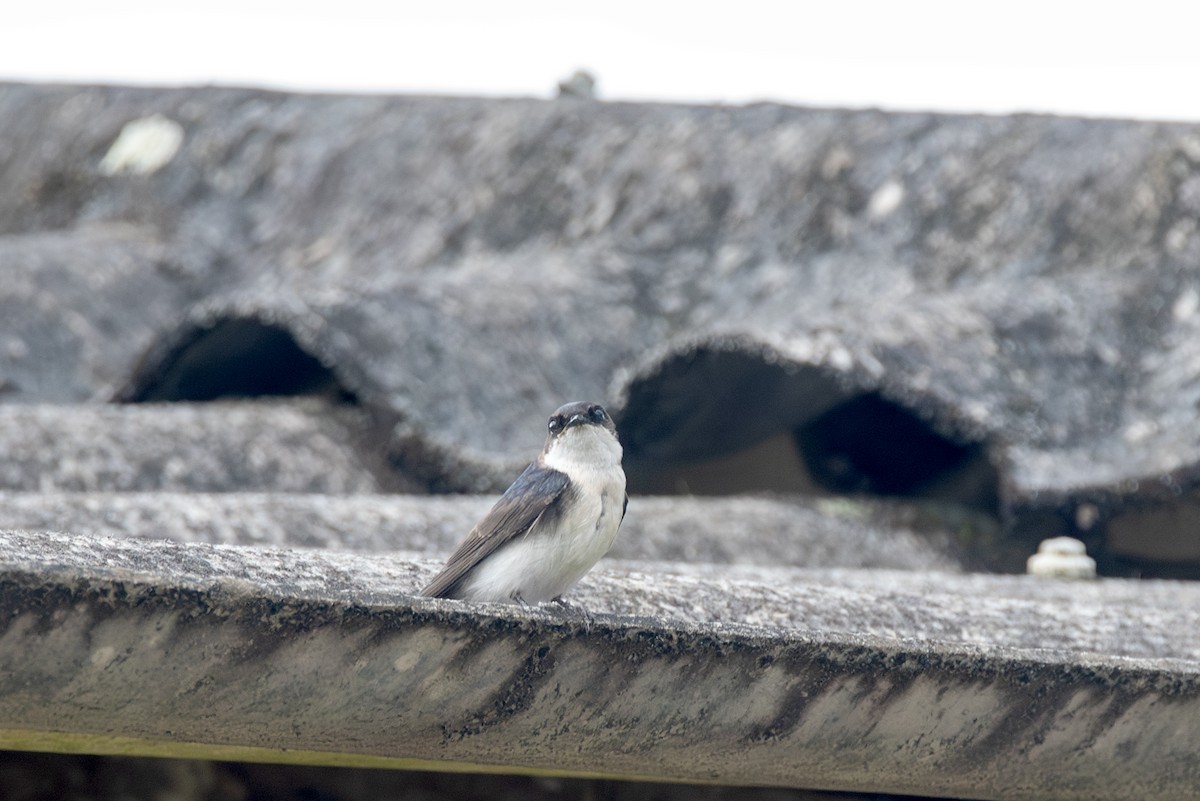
{"left": 565, "top": 413, "right": 588, "bottom": 429}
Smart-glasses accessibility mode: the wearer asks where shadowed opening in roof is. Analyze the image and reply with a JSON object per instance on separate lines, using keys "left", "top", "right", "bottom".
{"left": 619, "top": 345, "right": 998, "bottom": 512}
{"left": 121, "top": 318, "right": 344, "bottom": 402}
{"left": 795, "top": 393, "right": 999, "bottom": 510}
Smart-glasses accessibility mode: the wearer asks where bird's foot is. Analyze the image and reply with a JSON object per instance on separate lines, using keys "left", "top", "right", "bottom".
{"left": 551, "top": 596, "right": 594, "bottom": 631}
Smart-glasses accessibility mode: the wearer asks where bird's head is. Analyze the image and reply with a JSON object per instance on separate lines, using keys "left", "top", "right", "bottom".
{"left": 542, "top": 401, "right": 622, "bottom": 467}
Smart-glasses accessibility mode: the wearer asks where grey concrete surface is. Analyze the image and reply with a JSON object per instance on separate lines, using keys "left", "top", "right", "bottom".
{"left": 1, "top": 529, "right": 1196, "bottom": 800}
{"left": 0, "top": 491, "right": 981, "bottom": 571}
{"left": 0, "top": 83, "right": 1197, "bottom": 505}
{"left": 5, "top": 83, "right": 1200, "bottom": 569}
{"left": 0, "top": 401, "right": 402, "bottom": 493}
{"left": 3, "top": 83, "right": 1200, "bottom": 798}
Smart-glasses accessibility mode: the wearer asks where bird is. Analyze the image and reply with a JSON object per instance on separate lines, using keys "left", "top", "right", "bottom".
{"left": 420, "top": 401, "right": 627, "bottom": 605}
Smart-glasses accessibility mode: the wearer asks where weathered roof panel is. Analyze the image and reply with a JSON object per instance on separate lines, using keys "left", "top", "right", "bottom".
{"left": 1, "top": 530, "right": 1196, "bottom": 800}
{"left": 0, "top": 492, "right": 975, "bottom": 570}
{"left": 4, "top": 81, "right": 1200, "bottom": 796}
{"left": 3, "top": 83, "right": 1200, "bottom": 516}
{"left": 0, "top": 402, "right": 395, "bottom": 493}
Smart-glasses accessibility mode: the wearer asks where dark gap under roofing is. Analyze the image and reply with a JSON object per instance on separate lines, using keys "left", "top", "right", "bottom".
{"left": 96, "top": 297, "right": 1189, "bottom": 578}
{"left": 620, "top": 345, "right": 1000, "bottom": 514}
{"left": 121, "top": 318, "right": 344, "bottom": 403}
{"left": 795, "top": 393, "right": 1000, "bottom": 512}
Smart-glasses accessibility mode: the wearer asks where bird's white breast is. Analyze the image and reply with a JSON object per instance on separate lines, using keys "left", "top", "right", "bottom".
{"left": 460, "top": 425, "right": 626, "bottom": 604}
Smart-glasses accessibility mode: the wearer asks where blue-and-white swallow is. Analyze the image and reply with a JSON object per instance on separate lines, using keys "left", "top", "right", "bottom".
{"left": 420, "top": 401, "right": 627, "bottom": 604}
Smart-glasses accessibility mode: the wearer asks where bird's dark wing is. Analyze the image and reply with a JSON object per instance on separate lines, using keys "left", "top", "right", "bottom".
{"left": 420, "top": 462, "right": 570, "bottom": 598}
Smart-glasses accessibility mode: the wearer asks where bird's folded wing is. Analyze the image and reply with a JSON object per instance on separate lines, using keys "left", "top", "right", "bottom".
{"left": 420, "top": 463, "right": 570, "bottom": 598}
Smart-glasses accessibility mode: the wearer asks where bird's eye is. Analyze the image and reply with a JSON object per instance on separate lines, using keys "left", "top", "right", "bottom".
{"left": 548, "top": 416, "right": 563, "bottom": 433}
{"left": 589, "top": 405, "right": 607, "bottom": 422}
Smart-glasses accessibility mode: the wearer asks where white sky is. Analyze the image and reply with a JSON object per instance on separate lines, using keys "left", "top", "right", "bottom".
{"left": 4, "top": 1, "right": 1200, "bottom": 121}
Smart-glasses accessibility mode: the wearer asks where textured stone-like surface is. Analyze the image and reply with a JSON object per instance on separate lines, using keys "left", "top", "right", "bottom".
{"left": 0, "top": 492, "right": 977, "bottom": 571}
{"left": 1, "top": 530, "right": 1197, "bottom": 800}
{"left": 3, "top": 83, "right": 1200, "bottom": 563}
{"left": 0, "top": 401, "right": 394, "bottom": 493}
{"left": 0, "top": 225, "right": 197, "bottom": 402}
{"left": 5, "top": 81, "right": 1200, "bottom": 800}
{"left": 0, "top": 87, "right": 1183, "bottom": 469}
